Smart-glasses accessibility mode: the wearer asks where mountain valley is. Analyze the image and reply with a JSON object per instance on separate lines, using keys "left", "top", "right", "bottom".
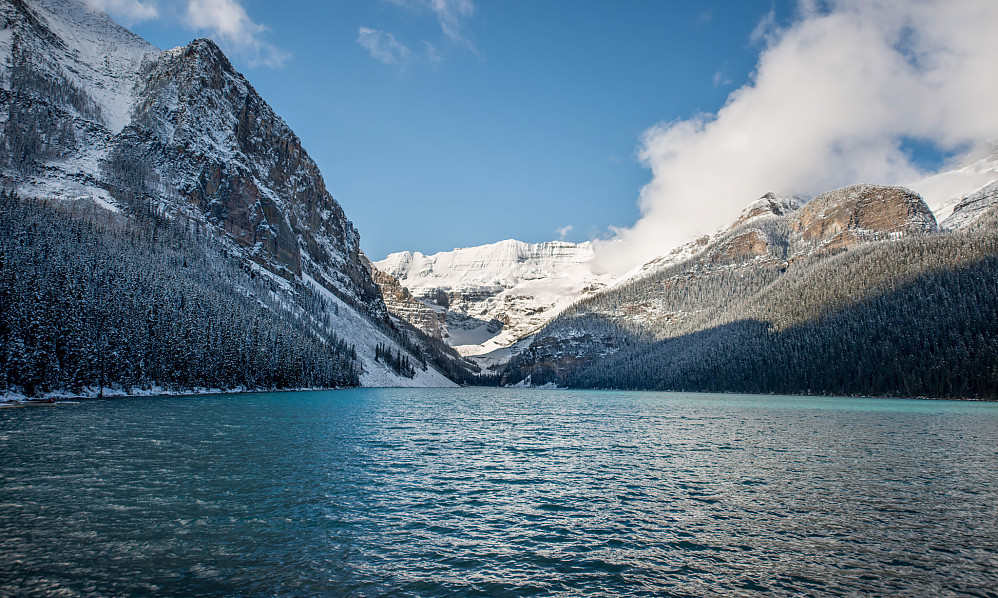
{"left": 1, "top": 0, "right": 996, "bottom": 400}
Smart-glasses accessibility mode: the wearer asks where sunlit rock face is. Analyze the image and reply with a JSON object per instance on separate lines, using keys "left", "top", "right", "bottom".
{"left": 370, "top": 264, "right": 446, "bottom": 339}
{"left": 792, "top": 184, "right": 937, "bottom": 249}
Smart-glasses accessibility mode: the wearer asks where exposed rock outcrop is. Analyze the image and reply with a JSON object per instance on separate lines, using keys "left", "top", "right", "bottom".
{"left": 370, "top": 264, "right": 446, "bottom": 338}
{"left": 792, "top": 184, "right": 937, "bottom": 248}
{"left": 730, "top": 192, "right": 803, "bottom": 229}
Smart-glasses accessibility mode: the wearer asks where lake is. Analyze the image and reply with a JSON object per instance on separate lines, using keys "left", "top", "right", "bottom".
{"left": 1, "top": 388, "right": 997, "bottom": 596}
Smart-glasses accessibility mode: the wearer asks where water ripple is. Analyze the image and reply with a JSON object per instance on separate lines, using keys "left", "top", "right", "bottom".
{"left": 1, "top": 389, "right": 997, "bottom": 597}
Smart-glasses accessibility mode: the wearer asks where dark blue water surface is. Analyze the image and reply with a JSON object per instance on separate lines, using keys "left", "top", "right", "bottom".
{"left": 1, "top": 389, "right": 997, "bottom": 597}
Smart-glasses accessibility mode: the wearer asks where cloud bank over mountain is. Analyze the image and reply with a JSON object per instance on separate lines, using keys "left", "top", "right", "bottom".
{"left": 596, "top": 0, "right": 998, "bottom": 274}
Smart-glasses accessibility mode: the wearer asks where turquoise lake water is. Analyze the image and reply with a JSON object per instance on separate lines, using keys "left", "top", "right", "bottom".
{"left": 1, "top": 388, "right": 997, "bottom": 596}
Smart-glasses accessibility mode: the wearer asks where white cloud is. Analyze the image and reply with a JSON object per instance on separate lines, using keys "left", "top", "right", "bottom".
{"left": 595, "top": 0, "right": 998, "bottom": 274}
{"left": 183, "top": 0, "right": 288, "bottom": 67}
{"left": 184, "top": 0, "right": 261, "bottom": 40}
{"left": 712, "top": 69, "right": 732, "bottom": 87}
{"left": 556, "top": 225, "right": 573, "bottom": 240}
{"left": 430, "top": 0, "right": 474, "bottom": 49}
{"left": 382, "top": 0, "right": 476, "bottom": 53}
{"left": 82, "top": 0, "right": 158, "bottom": 25}
{"left": 423, "top": 41, "right": 442, "bottom": 65}
{"left": 750, "top": 8, "right": 778, "bottom": 45}
{"left": 358, "top": 27, "right": 413, "bottom": 66}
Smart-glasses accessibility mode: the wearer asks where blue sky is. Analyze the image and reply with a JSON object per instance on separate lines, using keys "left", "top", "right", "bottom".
{"left": 98, "top": 0, "right": 998, "bottom": 269}
{"left": 115, "top": 0, "right": 794, "bottom": 259}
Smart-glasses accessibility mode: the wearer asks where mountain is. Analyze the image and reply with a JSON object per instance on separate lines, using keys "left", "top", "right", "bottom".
{"left": 616, "top": 192, "right": 807, "bottom": 283}
{"left": 0, "top": 0, "right": 459, "bottom": 395}
{"left": 369, "top": 263, "right": 446, "bottom": 339}
{"left": 502, "top": 183, "right": 998, "bottom": 399}
{"left": 3, "top": 0, "right": 996, "bottom": 399}
{"left": 909, "top": 142, "right": 998, "bottom": 222}
{"left": 941, "top": 180, "right": 998, "bottom": 231}
{"left": 374, "top": 239, "right": 615, "bottom": 367}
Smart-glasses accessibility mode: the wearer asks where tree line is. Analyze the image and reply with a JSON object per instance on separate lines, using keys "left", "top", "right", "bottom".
{"left": 0, "top": 190, "right": 360, "bottom": 396}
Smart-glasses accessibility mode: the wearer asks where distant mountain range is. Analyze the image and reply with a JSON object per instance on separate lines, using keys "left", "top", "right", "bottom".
{"left": 1, "top": 0, "right": 995, "bottom": 399}
{"left": 374, "top": 240, "right": 615, "bottom": 367}
{"left": 379, "top": 171, "right": 998, "bottom": 398}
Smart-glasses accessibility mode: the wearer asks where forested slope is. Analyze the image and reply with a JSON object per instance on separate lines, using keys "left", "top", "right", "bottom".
{"left": 0, "top": 0, "right": 469, "bottom": 393}
{"left": 506, "top": 190, "right": 998, "bottom": 399}
{"left": 0, "top": 191, "right": 360, "bottom": 396}
{"left": 553, "top": 234, "right": 998, "bottom": 398}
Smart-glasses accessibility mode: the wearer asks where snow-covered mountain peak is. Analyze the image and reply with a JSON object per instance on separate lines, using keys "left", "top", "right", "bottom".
{"left": 374, "top": 239, "right": 615, "bottom": 364}
{"left": 6, "top": 0, "right": 158, "bottom": 133}
{"left": 0, "top": 0, "right": 463, "bottom": 388}
{"left": 729, "top": 192, "right": 805, "bottom": 229}
{"left": 378, "top": 239, "right": 600, "bottom": 290}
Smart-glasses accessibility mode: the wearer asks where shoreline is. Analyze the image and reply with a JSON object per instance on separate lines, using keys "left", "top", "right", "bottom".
{"left": 2, "top": 386, "right": 994, "bottom": 406}
{"left": 0, "top": 385, "right": 353, "bottom": 407}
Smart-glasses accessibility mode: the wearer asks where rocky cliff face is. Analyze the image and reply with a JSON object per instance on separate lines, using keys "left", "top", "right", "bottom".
{"left": 107, "top": 38, "right": 383, "bottom": 312}
{"left": 1, "top": 0, "right": 382, "bottom": 315}
{"left": 730, "top": 192, "right": 803, "bottom": 228}
{"left": 792, "top": 185, "right": 937, "bottom": 249}
{"left": 370, "top": 264, "right": 446, "bottom": 338}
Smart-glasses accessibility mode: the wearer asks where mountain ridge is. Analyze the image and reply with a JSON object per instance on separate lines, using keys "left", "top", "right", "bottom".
{"left": 500, "top": 182, "right": 998, "bottom": 397}
{"left": 0, "top": 0, "right": 462, "bottom": 393}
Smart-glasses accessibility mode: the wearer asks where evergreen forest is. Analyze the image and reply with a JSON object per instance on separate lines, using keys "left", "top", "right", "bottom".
{"left": 0, "top": 191, "right": 361, "bottom": 396}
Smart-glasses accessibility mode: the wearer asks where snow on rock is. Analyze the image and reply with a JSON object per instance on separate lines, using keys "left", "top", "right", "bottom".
{"left": 6, "top": 0, "right": 157, "bottom": 132}
{"left": 615, "top": 192, "right": 806, "bottom": 286}
{"left": 940, "top": 180, "right": 998, "bottom": 231}
{"left": 303, "top": 275, "right": 457, "bottom": 388}
{"left": 909, "top": 142, "right": 998, "bottom": 223}
{"left": 375, "top": 239, "right": 616, "bottom": 363}
{"left": 0, "top": 0, "right": 157, "bottom": 208}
